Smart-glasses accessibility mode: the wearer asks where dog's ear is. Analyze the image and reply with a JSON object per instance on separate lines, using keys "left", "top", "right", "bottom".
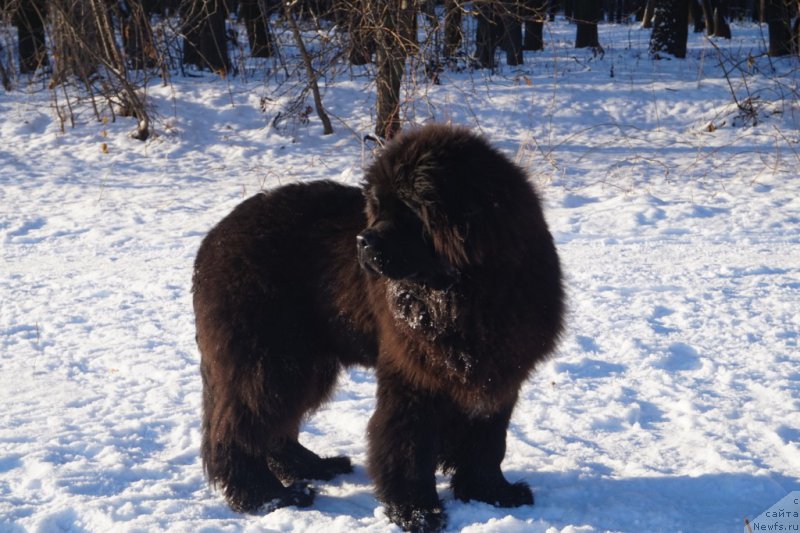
{"left": 407, "top": 162, "right": 481, "bottom": 270}
{"left": 411, "top": 171, "right": 438, "bottom": 207}
{"left": 416, "top": 198, "right": 475, "bottom": 270}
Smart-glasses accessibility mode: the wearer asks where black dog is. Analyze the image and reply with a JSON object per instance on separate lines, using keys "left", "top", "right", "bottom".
{"left": 192, "top": 124, "right": 564, "bottom": 531}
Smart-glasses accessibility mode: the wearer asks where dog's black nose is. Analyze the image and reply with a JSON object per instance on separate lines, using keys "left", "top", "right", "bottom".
{"left": 357, "top": 232, "right": 377, "bottom": 250}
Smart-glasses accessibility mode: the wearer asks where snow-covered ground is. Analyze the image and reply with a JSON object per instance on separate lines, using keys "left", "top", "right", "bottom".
{"left": 1, "top": 18, "right": 799, "bottom": 533}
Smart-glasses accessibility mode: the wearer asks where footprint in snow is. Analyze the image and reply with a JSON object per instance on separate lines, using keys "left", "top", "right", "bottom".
{"left": 7, "top": 217, "right": 47, "bottom": 242}
{"left": 555, "top": 357, "right": 626, "bottom": 379}
{"left": 576, "top": 335, "right": 601, "bottom": 353}
{"left": 648, "top": 306, "right": 679, "bottom": 335}
{"left": 0, "top": 455, "right": 22, "bottom": 473}
{"left": 654, "top": 342, "right": 702, "bottom": 372}
{"left": 776, "top": 425, "right": 800, "bottom": 445}
{"left": 635, "top": 206, "right": 666, "bottom": 226}
{"left": 687, "top": 205, "right": 729, "bottom": 219}
{"left": 562, "top": 193, "right": 600, "bottom": 208}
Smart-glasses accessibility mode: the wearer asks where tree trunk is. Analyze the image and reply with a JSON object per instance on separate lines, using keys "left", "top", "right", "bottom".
{"left": 712, "top": 1, "right": 731, "bottom": 38}
{"left": 443, "top": 0, "right": 463, "bottom": 57}
{"left": 14, "top": 0, "right": 48, "bottom": 73}
{"left": 49, "top": 0, "right": 101, "bottom": 83}
{"left": 240, "top": 0, "right": 275, "bottom": 57}
{"left": 795, "top": 0, "right": 800, "bottom": 52}
{"left": 475, "top": 2, "right": 500, "bottom": 68}
{"left": 181, "top": 0, "right": 230, "bottom": 74}
{"left": 564, "top": 0, "right": 575, "bottom": 19}
{"left": 0, "top": 39, "right": 10, "bottom": 89}
{"left": 374, "top": 0, "right": 415, "bottom": 139}
{"left": 700, "top": 0, "right": 713, "bottom": 33}
{"left": 474, "top": 1, "right": 523, "bottom": 67}
{"left": 612, "top": 0, "right": 624, "bottom": 22}
{"left": 649, "top": 0, "right": 689, "bottom": 58}
{"left": 500, "top": 2, "right": 524, "bottom": 65}
{"left": 574, "top": 0, "right": 600, "bottom": 48}
{"left": 120, "top": 0, "right": 158, "bottom": 69}
{"left": 690, "top": 0, "right": 705, "bottom": 32}
{"left": 522, "top": 0, "right": 545, "bottom": 50}
{"left": 347, "top": 0, "right": 374, "bottom": 65}
{"left": 642, "top": 0, "right": 655, "bottom": 27}
{"left": 283, "top": 0, "right": 334, "bottom": 134}
{"left": 762, "top": 0, "right": 793, "bottom": 56}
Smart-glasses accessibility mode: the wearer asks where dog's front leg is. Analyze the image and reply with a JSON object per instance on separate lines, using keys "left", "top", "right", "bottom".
{"left": 367, "top": 368, "right": 445, "bottom": 533}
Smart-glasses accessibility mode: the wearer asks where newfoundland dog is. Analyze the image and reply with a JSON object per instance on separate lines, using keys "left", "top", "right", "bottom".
{"left": 192, "top": 124, "right": 563, "bottom": 532}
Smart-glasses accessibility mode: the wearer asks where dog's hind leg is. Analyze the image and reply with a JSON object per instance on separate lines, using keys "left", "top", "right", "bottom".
{"left": 264, "top": 351, "right": 354, "bottom": 483}
{"left": 267, "top": 438, "right": 353, "bottom": 484}
{"left": 209, "top": 441, "right": 315, "bottom": 513}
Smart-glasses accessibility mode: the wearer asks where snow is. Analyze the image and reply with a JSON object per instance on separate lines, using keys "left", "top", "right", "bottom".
{"left": 2, "top": 17, "right": 800, "bottom": 533}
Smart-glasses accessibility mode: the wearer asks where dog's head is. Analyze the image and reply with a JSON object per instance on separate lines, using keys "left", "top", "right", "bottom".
{"left": 359, "top": 124, "right": 539, "bottom": 286}
{"left": 357, "top": 181, "right": 452, "bottom": 287}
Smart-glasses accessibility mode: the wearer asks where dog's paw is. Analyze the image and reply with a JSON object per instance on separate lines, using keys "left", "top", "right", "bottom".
{"left": 453, "top": 477, "right": 534, "bottom": 508}
{"left": 225, "top": 480, "right": 316, "bottom": 514}
{"left": 490, "top": 480, "right": 534, "bottom": 507}
{"left": 262, "top": 481, "right": 316, "bottom": 512}
{"left": 313, "top": 455, "right": 353, "bottom": 480}
{"left": 384, "top": 502, "right": 446, "bottom": 533}
{"left": 268, "top": 452, "right": 353, "bottom": 483}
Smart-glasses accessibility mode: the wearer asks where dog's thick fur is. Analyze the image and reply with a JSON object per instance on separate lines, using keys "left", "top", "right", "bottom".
{"left": 192, "top": 124, "right": 564, "bottom": 531}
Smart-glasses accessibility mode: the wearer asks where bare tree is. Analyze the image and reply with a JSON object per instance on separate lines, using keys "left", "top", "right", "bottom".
{"left": 12, "top": 0, "right": 48, "bottom": 73}
{"left": 240, "top": 0, "right": 276, "bottom": 58}
{"left": 690, "top": 0, "right": 705, "bottom": 33}
{"left": 522, "top": 0, "right": 547, "bottom": 51}
{"left": 574, "top": 0, "right": 601, "bottom": 49}
{"left": 0, "top": 41, "right": 10, "bottom": 89}
{"left": 443, "top": 0, "right": 463, "bottom": 57}
{"left": 475, "top": 1, "right": 501, "bottom": 68}
{"left": 649, "top": 0, "right": 689, "bottom": 58}
{"left": 372, "top": 0, "right": 416, "bottom": 139}
{"left": 761, "top": 0, "right": 794, "bottom": 56}
{"left": 474, "top": 1, "right": 524, "bottom": 69}
{"left": 120, "top": 0, "right": 159, "bottom": 69}
{"left": 642, "top": 0, "right": 655, "bottom": 28}
{"left": 181, "top": 0, "right": 230, "bottom": 74}
{"left": 700, "top": 0, "right": 730, "bottom": 38}
{"left": 49, "top": 0, "right": 100, "bottom": 83}
{"left": 503, "top": 2, "right": 524, "bottom": 65}
{"left": 46, "top": 0, "right": 152, "bottom": 139}
{"left": 283, "top": 0, "right": 334, "bottom": 134}
{"left": 346, "top": 0, "right": 375, "bottom": 65}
